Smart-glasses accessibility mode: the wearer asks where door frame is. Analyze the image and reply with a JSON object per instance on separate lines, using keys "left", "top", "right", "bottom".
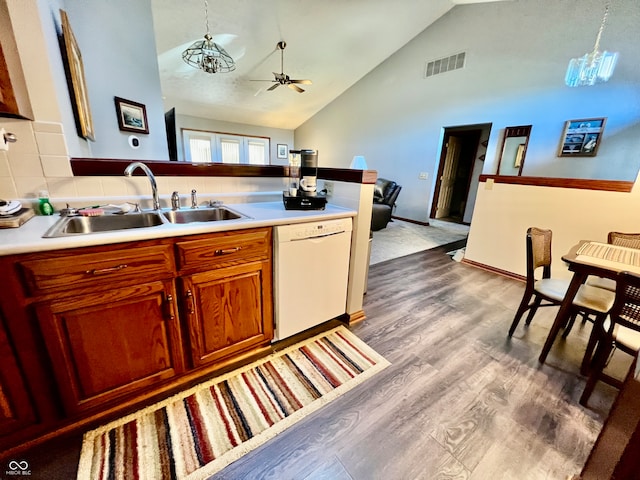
{"left": 430, "top": 126, "right": 486, "bottom": 222}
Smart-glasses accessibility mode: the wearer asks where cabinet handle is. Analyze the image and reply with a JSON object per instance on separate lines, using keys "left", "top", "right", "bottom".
{"left": 214, "top": 247, "right": 241, "bottom": 256}
{"left": 165, "top": 294, "right": 175, "bottom": 321}
{"left": 185, "top": 290, "right": 195, "bottom": 314}
{"left": 85, "top": 264, "right": 128, "bottom": 275}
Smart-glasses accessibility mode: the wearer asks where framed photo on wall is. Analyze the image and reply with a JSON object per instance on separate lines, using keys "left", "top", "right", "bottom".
{"left": 60, "top": 10, "right": 95, "bottom": 141}
{"left": 114, "top": 97, "right": 149, "bottom": 134}
{"left": 558, "top": 118, "right": 606, "bottom": 157}
{"left": 277, "top": 144, "right": 288, "bottom": 159}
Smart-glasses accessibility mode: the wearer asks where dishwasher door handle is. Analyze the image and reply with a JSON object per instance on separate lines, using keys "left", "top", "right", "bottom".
{"left": 289, "top": 230, "right": 347, "bottom": 241}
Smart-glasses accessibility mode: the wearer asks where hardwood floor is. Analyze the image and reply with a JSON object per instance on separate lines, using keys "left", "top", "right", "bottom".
{"left": 9, "top": 240, "right": 626, "bottom": 479}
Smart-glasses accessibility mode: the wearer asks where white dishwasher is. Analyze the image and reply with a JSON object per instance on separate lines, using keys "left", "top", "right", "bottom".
{"left": 273, "top": 217, "right": 353, "bottom": 341}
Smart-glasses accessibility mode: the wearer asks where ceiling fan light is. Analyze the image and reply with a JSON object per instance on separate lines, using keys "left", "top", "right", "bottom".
{"left": 182, "top": 34, "right": 236, "bottom": 73}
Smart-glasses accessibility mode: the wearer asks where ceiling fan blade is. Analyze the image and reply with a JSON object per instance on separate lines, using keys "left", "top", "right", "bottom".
{"left": 290, "top": 79, "right": 312, "bottom": 85}
{"left": 250, "top": 79, "right": 276, "bottom": 82}
{"left": 267, "top": 83, "right": 281, "bottom": 91}
{"left": 287, "top": 84, "right": 305, "bottom": 93}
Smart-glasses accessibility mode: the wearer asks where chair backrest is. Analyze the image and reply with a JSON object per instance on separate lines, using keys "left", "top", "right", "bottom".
{"left": 373, "top": 178, "right": 402, "bottom": 206}
{"left": 608, "top": 232, "right": 640, "bottom": 249}
{"left": 526, "top": 227, "right": 553, "bottom": 286}
{"left": 610, "top": 271, "right": 640, "bottom": 333}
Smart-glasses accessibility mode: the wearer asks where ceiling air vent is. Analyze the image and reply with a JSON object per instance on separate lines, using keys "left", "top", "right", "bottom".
{"left": 425, "top": 52, "right": 466, "bottom": 78}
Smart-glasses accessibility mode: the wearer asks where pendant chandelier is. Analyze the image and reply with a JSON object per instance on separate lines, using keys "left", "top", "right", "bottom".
{"left": 565, "top": 3, "right": 618, "bottom": 87}
{"left": 182, "top": 0, "right": 235, "bottom": 74}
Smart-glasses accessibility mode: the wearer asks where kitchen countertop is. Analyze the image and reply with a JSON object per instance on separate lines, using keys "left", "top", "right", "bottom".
{"left": 0, "top": 202, "right": 356, "bottom": 256}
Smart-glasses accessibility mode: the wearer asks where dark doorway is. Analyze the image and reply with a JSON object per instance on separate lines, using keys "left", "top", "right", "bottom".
{"left": 164, "top": 108, "right": 178, "bottom": 161}
{"left": 431, "top": 124, "right": 490, "bottom": 224}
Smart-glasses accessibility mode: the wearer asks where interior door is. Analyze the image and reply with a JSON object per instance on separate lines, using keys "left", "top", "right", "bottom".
{"left": 435, "top": 135, "right": 461, "bottom": 218}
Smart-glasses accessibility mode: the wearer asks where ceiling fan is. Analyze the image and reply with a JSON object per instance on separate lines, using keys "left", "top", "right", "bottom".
{"left": 252, "top": 41, "right": 312, "bottom": 93}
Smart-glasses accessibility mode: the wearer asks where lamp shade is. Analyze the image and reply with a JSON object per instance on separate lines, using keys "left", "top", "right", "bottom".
{"left": 350, "top": 155, "right": 368, "bottom": 169}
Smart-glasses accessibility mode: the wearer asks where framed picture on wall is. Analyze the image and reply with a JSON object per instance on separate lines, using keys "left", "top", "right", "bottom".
{"left": 60, "top": 10, "right": 95, "bottom": 141}
{"left": 558, "top": 118, "right": 606, "bottom": 157}
{"left": 114, "top": 97, "right": 149, "bottom": 134}
{"left": 277, "top": 144, "right": 288, "bottom": 159}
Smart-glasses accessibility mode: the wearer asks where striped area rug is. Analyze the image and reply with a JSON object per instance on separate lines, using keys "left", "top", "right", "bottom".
{"left": 76, "top": 326, "right": 390, "bottom": 480}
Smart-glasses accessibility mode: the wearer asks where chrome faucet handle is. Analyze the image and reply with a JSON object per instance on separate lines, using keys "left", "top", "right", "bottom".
{"left": 59, "top": 203, "right": 79, "bottom": 216}
{"left": 171, "top": 191, "right": 180, "bottom": 210}
{"left": 191, "top": 189, "right": 198, "bottom": 209}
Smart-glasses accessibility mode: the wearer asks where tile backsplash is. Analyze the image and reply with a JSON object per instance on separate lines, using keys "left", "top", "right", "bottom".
{"left": 0, "top": 119, "right": 287, "bottom": 208}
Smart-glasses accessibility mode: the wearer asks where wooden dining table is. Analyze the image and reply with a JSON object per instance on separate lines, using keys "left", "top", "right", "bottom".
{"left": 538, "top": 240, "right": 640, "bottom": 367}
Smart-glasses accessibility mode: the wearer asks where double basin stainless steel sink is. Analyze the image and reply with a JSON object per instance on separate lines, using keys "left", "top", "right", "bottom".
{"left": 42, "top": 206, "right": 246, "bottom": 238}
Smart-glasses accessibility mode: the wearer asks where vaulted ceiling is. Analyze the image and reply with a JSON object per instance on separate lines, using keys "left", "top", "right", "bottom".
{"left": 150, "top": 0, "right": 509, "bottom": 130}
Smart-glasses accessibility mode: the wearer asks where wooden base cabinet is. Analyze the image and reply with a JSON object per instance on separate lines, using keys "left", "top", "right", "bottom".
{"left": 175, "top": 227, "right": 274, "bottom": 369}
{"left": 0, "top": 226, "right": 274, "bottom": 454}
{"left": 0, "top": 314, "right": 36, "bottom": 436}
{"left": 182, "top": 261, "right": 273, "bottom": 367}
{"left": 36, "top": 280, "right": 185, "bottom": 415}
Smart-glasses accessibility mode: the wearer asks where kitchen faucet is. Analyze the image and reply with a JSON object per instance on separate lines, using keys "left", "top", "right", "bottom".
{"left": 124, "top": 162, "right": 160, "bottom": 210}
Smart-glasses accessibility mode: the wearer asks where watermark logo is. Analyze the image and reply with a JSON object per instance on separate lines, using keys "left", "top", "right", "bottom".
{"left": 5, "top": 460, "right": 31, "bottom": 476}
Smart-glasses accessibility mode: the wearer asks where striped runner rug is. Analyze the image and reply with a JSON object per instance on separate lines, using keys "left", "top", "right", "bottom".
{"left": 76, "top": 326, "right": 390, "bottom": 480}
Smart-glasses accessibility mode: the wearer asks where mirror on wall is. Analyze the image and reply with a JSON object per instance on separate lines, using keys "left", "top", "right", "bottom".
{"left": 496, "top": 125, "right": 531, "bottom": 176}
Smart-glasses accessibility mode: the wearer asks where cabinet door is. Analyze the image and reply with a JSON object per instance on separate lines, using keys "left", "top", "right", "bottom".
{"left": 37, "top": 280, "right": 185, "bottom": 415}
{"left": 0, "top": 41, "right": 19, "bottom": 117}
{"left": 0, "top": 314, "right": 36, "bottom": 436}
{"left": 181, "top": 261, "right": 273, "bottom": 367}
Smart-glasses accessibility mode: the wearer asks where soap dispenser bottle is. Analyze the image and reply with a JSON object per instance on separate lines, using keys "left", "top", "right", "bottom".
{"left": 38, "top": 190, "right": 54, "bottom": 215}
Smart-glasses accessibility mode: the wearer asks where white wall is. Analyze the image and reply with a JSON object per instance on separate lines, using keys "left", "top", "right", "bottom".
{"left": 465, "top": 177, "right": 640, "bottom": 279}
{"left": 175, "top": 115, "right": 294, "bottom": 166}
{"left": 61, "top": 0, "right": 168, "bottom": 160}
{"left": 295, "top": 0, "right": 640, "bottom": 223}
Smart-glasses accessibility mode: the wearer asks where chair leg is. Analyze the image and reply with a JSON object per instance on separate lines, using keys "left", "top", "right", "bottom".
{"left": 524, "top": 296, "right": 542, "bottom": 325}
{"left": 580, "top": 313, "right": 605, "bottom": 375}
{"left": 580, "top": 339, "right": 614, "bottom": 406}
{"left": 562, "top": 312, "right": 579, "bottom": 338}
{"left": 508, "top": 290, "right": 534, "bottom": 336}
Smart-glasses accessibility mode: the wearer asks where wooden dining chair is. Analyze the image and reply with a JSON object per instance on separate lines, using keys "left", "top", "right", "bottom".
{"left": 580, "top": 271, "right": 640, "bottom": 406}
{"left": 508, "top": 228, "right": 615, "bottom": 354}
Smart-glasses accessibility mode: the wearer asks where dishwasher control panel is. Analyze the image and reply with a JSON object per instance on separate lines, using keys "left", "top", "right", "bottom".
{"left": 276, "top": 217, "right": 353, "bottom": 242}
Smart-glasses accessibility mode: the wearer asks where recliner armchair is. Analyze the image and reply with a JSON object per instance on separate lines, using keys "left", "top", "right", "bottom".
{"left": 371, "top": 178, "right": 402, "bottom": 231}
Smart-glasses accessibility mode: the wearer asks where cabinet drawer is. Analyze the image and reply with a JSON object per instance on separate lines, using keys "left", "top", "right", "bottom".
{"left": 175, "top": 227, "right": 271, "bottom": 272}
{"left": 19, "top": 245, "right": 174, "bottom": 296}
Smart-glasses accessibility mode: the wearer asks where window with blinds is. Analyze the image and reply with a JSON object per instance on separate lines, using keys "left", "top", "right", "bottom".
{"left": 182, "top": 129, "right": 270, "bottom": 164}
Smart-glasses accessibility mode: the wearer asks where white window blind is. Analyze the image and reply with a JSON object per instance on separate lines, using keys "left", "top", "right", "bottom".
{"left": 182, "top": 130, "right": 270, "bottom": 164}
{"left": 189, "top": 137, "right": 213, "bottom": 163}
{"left": 247, "top": 139, "right": 267, "bottom": 165}
{"left": 220, "top": 138, "right": 241, "bottom": 164}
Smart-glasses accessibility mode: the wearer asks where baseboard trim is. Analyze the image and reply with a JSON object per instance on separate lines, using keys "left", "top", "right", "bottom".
{"left": 391, "top": 216, "right": 429, "bottom": 226}
{"left": 346, "top": 310, "right": 367, "bottom": 325}
{"left": 461, "top": 258, "right": 525, "bottom": 282}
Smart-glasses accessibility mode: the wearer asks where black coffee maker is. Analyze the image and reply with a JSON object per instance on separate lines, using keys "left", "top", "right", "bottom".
{"left": 283, "top": 149, "right": 327, "bottom": 210}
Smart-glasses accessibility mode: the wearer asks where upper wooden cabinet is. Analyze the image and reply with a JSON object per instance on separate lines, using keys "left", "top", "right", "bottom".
{"left": 0, "top": 41, "right": 20, "bottom": 117}
{"left": 0, "top": 1, "right": 33, "bottom": 120}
